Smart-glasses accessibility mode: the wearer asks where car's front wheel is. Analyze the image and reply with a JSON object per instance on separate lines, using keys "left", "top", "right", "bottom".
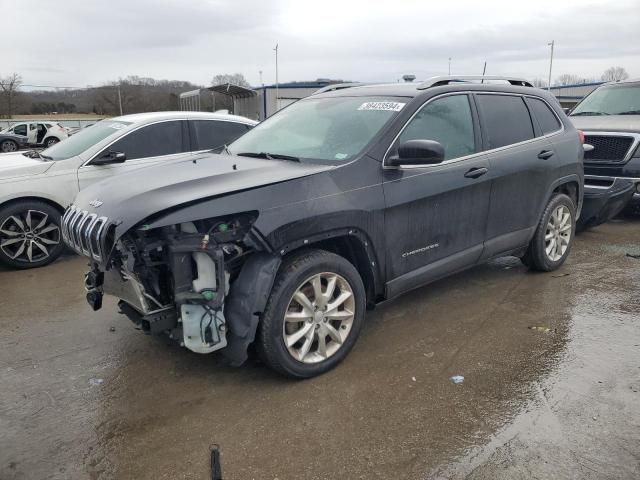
{"left": 258, "top": 249, "right": 366, "bottom": 378}
{"left": 0, "top": 200, "right": 65, "bottom": 269}
{"left": 522, "top": 193, "right": 576, "bottom": 271}
{"left": 0, "top": 139, "right": 18, "bottom": 153}
{"left": 43, "top": 137, "right": 59, "bottom": 148}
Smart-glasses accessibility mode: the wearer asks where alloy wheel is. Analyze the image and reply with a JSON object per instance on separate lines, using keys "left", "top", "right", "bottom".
{"left": 545, "top": 204, "right": 572, "bottom": 261}
{"left": 1, "top": 141, "right": 17, "bottom": 153}
{"left": 0, "top": 210, "right": 61, "bottom": 263}
{"left": 283, "top": 272, "right": 355, "bottom": 364}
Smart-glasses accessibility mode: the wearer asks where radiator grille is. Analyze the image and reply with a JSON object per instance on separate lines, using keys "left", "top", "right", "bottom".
{"left": 61, "top": 206, "right": 109, "bottom": 261}
{"left": 584, "top": 135, "right": 634, "bottom": 163}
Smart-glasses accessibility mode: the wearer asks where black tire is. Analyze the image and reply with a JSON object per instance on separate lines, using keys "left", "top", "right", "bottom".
{"left": 43, "top": 137, "right": 59, "bottom": 148}
{"left": 0, "top": 200, "right": 65, "bottom": 269}
{"left": 522, "top": 193, "right": 576, "bottom": 272}
{"left": 0, "top": 139, "right": 19, "bottom": 153}
{"left": 257, "top": 249, "right": 366, "bottom": 379}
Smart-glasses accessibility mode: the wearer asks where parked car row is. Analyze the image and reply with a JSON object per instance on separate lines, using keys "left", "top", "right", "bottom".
{"left": 2, "top": 76, "right": 637, "bottom": 378}
{"left": 1, "top": 121, "right": 69, "bottom": 149}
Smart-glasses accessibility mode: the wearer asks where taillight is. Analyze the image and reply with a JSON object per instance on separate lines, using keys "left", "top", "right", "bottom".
{"left": 577, "top": 130, "right": 585, "bottom": 144}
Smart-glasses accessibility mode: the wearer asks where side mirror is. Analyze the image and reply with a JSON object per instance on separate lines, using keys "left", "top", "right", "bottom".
{"left": 388, "top": 139, "right": 445, "bottom": 167}
{"left": 93, "top": 151, "right": 126, "bottom": 165}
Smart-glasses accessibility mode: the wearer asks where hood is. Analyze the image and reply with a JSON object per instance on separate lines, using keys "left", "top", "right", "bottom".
{"left": 569, "top": 115, "right": 640, "bottom": 133}
{"left": 73, "top": 152, "right": 335, "bottom": 233}
{"left": 0, "top": 152, "right": 53, "bottom": 179}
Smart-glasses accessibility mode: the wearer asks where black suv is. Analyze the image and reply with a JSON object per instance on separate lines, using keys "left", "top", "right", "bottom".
{"left": 569, "top": 78, "right": 640, "bottom": 208}
{"left": 63, "top": 76, "right": 584, "bottom": 378}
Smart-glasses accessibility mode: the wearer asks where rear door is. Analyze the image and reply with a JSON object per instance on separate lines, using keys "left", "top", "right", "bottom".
{"left": 382, "top": 93, "right": 492, "bottom": 297}
{"left": 77, "top": 120, "right": 189, "bottom": 189}
{"left": 189, "top": 120, "right": 252, "bottom": 153}
{"left": 475, "top": 93, "right": 557, "bottom": 259}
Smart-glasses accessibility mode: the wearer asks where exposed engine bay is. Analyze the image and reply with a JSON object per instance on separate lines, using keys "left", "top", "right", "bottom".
{"left": 84, "top": 213, "right": 277, "bottom": 362}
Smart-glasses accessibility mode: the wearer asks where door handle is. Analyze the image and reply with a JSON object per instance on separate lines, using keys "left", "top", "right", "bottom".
{"left": 464, "top": 167, "right": 488, "bottom": 179}
{"left": 538, "top": 150, "right": 555, "bottom": 160}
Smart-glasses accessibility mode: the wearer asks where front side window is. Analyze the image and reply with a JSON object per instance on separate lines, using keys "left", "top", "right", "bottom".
{"left": 527, "top": 97, "right": 561, "bottom": 135}
{"left": 13, "top": 124, "right": 27, "bottom": 136}
{"left": 192, "top": 120, "right": 250, "bottom": 151}
{"left": 104, "top": 121, "right": 185, "bottom": 161}
{"left": 229, "top": 96, "right": 406, "bottom": 163}
{"left": 397, "top": 94, "right": 475, "bottom": 160}
{"left": 477, "top": 94, "right": 535, "bottom": 149}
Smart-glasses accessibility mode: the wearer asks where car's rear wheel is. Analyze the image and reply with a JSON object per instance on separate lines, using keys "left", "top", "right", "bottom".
{"left": 257, "top": 249, "right": 366, "bottom": 378}
{"left": 0, "top": 200, "right": 64, "bottom": 269}
{"left": 522, "top": 193, "right": 575, "bottom": 271}
{"left": 43, "top": 137, "right": 59, "bottom": 148}
{"left": 0, "top": 139, "right": 18, "bottom": 153}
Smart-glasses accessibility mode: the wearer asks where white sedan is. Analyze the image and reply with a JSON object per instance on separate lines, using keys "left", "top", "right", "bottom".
{"left": 0, "top": 111, "right": 257, "bottom": 269}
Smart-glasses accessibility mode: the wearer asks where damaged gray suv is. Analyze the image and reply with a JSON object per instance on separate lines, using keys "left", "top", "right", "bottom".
{"left": 64, "top": 76, "right": 584, "bottom": 378}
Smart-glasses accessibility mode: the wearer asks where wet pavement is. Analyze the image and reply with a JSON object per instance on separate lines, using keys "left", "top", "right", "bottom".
{"left": 1, "top": 219, "right": 639, "bottom": 480}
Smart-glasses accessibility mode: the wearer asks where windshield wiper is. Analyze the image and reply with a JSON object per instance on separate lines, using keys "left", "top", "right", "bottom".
{"left": 617, "top": 110, "right": 640, "bottom": 115}
{"left": 22, "top": 150, "right": 52, "bottom": 161}
{"left": 570, "top": 111, "right": 609, "bottom": 116}
{"left": 236, "top": 152, "right": 300, "bottom": 162}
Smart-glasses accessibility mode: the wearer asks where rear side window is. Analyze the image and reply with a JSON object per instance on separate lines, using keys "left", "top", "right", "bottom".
{"left": 13, "top": 124, "right": 27, "bottom": 136}
{"left": 398, "top": 94, "right": 476, "bottom": 160}
{"left": 527, "top": 97, "right": 561, "bottom": 135}
{"left": 106, "top": 120, "right": 185, "bottom": 160}
{"left": 477, "top": 95, "right": 534, "bottom": 149}
{"left": 192, "top": 120, "right": 250, "bottom": 150}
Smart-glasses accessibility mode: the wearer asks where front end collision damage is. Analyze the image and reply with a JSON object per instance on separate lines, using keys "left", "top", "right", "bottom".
{"left": 83, "top": 212, "right": 282, "bottom": 365}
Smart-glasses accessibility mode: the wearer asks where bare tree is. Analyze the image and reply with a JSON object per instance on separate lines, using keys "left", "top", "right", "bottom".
{"left": 531, "top": 78, "right": 548, "bottom": 88}
{"left": 553, "top": 74, "right": 584, "bottom": 86}
{"left": 601, "top": 66, "right": 629, "bottom": 82}
{"left": 211, "top": 73, "right": 250, "bottom": 87}
{"left": 0, "top": 73, "right": 23, "bottom": 118}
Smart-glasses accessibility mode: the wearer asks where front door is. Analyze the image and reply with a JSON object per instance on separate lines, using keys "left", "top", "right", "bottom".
{"left": 77, "top": 120, "right": 189, "bottom": 190}
{"left": 382, "top": 94, "right": 492, "bottom": 297}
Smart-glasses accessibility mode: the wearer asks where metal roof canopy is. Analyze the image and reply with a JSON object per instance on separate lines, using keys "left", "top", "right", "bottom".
{"left": 417, "top": 75, "right": 534, "bottom": 89}
{"left": 208, "top": 83, "right": 257, "bottom": 98}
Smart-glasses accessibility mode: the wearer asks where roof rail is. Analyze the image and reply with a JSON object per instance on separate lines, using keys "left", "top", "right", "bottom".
{"left": 417, "top": 75, "right": 534, "bottom": 90}
{"left": 312, "top": 82, "right": 365, "bottom": 95}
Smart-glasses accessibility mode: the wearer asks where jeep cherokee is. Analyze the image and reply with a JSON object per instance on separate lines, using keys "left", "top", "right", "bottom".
{"left": 63, "top": 76, "right": 584, "bottom": 378}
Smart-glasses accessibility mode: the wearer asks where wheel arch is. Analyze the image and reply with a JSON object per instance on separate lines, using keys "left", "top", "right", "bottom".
{"left": 544, "top": 174, "right": 583, "bottom": 219}
{"left": 0, "top": 196, "right": 66, "bottom": 214}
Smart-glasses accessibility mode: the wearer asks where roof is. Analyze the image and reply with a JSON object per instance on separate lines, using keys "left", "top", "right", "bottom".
{"left": 110, "top": 111, "right": 257, "bottom": 125}
{"left": 549, "top": 81, "right": 604, "bottom": 90}
{"left": 207, "top": 84, "right": 256, "bottom": 98}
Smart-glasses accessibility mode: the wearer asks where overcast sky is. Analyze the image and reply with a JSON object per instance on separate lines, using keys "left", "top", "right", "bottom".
{"left": 4, "top": 0, "right": 640, "bottom": 89}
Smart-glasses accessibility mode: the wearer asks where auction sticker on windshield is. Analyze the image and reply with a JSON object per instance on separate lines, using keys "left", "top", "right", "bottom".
{"left": 358, "top": 101, "right": 405, "bottom": 112}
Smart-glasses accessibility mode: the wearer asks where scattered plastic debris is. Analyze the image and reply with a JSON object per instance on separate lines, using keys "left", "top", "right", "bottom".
{"left": 210, "top": 444, "right": 222, "bottom": 480}
{"left": 552, "top": 273, "right": 571, "bottom": 278}
{"left": 529, "top": 326, "right": 552, "bottom": 333}
{"left": 109, "top": 326, "right": 116, "bottom": 332}
{"left": 626, "top": 253, "right": 640, "bottom": 259}
{"left": 411, "top": 376, "right": 417, "bottom": 382}
{"left": 450, "top": 375, "right": 464, "bottom": 384}
{"left": 89, "top": 378, "right": 104, "bottom": 386}
{"left": 424, "top": 352, "right": 435, "bottom": 358}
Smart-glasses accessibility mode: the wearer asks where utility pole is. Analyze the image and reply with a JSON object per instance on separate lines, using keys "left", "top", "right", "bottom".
{"left": 274, "top": 44, "right": 279, "bottom": 111}
{"left": 117, "top": 83, "right": 123, "bottom": 116}
{"left": 481, "top": 61, "right": 487, "bottom": 83}
{"left": 448, "top": 57, "right": 452, "bottom": 75}
{"left": 547, "top": 40, "right": 554, "bottom": 91}
{"left": 259, "top": 70, "right": 263, "bottom": 85}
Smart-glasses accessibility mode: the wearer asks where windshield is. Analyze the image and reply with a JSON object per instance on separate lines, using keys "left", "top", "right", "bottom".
{"left": 571, "top": 83, "right": 640, "bottom": 116}
{"left": 228, "top": 96, "right": 407, "bottom": 162}
{"left": 40, "top": 120, "right": 132, "bottom": 160}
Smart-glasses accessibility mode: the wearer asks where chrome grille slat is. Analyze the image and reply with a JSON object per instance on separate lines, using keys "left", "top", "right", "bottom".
{"left": 61, "top": 205, "right": 110, "bottom": 262}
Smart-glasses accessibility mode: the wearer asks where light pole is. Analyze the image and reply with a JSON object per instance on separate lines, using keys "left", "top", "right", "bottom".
{"left": 274, "top": 44, "right": 279, "bottom": 110}
{"left": 448, "top": 57, "right": 452, "bottom": 75}
{"left": 547, "top": 40, "right": 554, "bottom": 91}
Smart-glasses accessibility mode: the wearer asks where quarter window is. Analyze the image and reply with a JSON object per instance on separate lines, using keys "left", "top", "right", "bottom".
{"left": 192, "top": 120, "right": 250, "bottom": 151}
{"left": 527, "top": 97, "right": 561, "bottom": 135}
{"left": 477, "top": 95, "right": 535, "bottom": 149}
{"left": 105, "top": 121, "right": 185, "bottom": 160}
{"left": 398, "top": 95, "right": 476, "bottom": 160}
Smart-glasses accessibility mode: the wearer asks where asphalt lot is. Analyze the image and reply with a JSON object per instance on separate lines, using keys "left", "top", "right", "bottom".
{"left": 1, "top": 219, "right": 639, "bottom": 480}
